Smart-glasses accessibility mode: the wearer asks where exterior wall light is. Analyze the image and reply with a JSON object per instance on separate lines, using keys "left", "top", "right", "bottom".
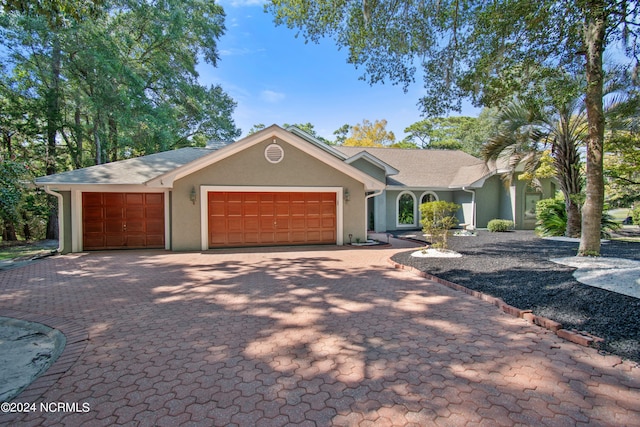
{"left": 344, "top": 188, "right": 350, "bottom": 202}
{"left": 190, "top": 186, "right": 197, "bottom": 204}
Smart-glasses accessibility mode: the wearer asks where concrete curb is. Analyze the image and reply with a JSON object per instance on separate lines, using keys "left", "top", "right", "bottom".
{"left": 387, "top": 258, "right": 605, "bottom": 348}
{"left": 0, "top": 309, "right": 89, "bottom": 422}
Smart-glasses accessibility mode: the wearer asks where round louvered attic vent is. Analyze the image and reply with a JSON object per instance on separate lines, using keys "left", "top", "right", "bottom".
{"left": 265, "top": 143, "right": 284, "bottom": 164}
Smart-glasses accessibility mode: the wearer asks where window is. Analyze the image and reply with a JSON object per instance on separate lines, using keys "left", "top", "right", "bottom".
{"left": 397, "top": 192, "right": 416, "bottom": 227}
{"left": 419, "top": 191, "right": 439, "bottom": 225}
{"left": 420, "top": 192, "right": 438, "bottom": 205}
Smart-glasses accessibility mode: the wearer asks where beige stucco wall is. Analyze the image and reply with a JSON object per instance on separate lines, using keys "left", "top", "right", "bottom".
{"left": 171, "top": 137, "right": 367, "bottom": 250}
{"left": 60, "top": 191, "right": 72, "bottom": 254}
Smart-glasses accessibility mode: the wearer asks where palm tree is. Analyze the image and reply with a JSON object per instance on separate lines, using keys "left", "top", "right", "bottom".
{"left": 483, "top": 98, "right": 586, "bottom": 238}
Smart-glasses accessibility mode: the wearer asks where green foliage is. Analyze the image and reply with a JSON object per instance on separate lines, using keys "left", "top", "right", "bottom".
{"left": 0, "top": 0, "right": 240, "bottom": 170}
{"left": 398, "top": 194, "right": 414, "bottom": 225}
{"left": 420, "top": 201, "right": 460, "bottom": 249}
{"left": 343, "top": 119, "right": 395, "bottom": 147}
{"left": 536, "top": 196, "right": 621, "bottom": 238}
{"left": 535, "top": 197, "right": 568, "bottom": 237}
{"left": 404, "top": 110, "right": 496, "bottom": 156}
{"left": 633, "top": 206, "right": 640, "bottom": 225}
{"left": 0, "top": 159, "right": 49, "bottom": 241}
{"left": 600, "top": 210, "right": 621, "bottom": 239}
{"left": 487, "top": 219, "right": 514, "bottom": 232}
{"left": 0, "top": 160, "right": 28, "bottom": 224}
{"left": 604, "top": 132, "right": 640, "bottom": 208}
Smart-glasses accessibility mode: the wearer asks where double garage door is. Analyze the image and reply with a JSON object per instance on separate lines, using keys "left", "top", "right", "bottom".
{"left": 81, "top": 191, "right": 336, "bottom": 250}
{"left": 82, "top": 192, "right": 165, "bottom": 250}
{"left": 208, "top": 191, "right": 337, "bottom": 248}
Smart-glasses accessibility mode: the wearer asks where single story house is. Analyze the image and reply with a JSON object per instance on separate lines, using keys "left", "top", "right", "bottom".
{"left": 35, "top": 125, "right": 555, "bottom": 253}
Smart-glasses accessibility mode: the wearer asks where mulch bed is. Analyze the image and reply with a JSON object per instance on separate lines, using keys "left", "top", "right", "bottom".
{"left": 390, "top": 230, "right": 640, "bottom": 364}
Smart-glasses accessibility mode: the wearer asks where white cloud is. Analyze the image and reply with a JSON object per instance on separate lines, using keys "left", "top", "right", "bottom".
{"left": 219, "top": 47, "right": 266, "bottom": 56}
{"left": 260, "top": 90, "right": 286, "bottom": 103}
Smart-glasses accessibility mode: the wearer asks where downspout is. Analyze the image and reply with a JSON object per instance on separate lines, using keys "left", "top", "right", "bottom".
{"left": 44, "top": 186, "right": 64, "bottom": 253}
{"left": 462, "top": 187, "right": 476, "bottom": 228}
{"left": 365, "top": 189, "right": 384, "bottom": 237}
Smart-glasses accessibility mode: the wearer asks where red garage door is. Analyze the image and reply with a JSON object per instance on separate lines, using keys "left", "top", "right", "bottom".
{"left": 82, "top": 192, "right": 165, "bottom": 250}
{"left": 208, "top": 192, "right": 336, "bottom": 248}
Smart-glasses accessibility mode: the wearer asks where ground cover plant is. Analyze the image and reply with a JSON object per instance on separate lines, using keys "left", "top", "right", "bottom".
{"left": 391, "top": 230, "right": 640, "bottom": 364}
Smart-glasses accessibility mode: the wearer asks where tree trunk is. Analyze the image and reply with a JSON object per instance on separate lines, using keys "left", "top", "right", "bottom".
{"left": 3, "top": 220, "right": 18, "bottom": 241}
{"left": 579, "top": 1, "right": 606, "bottom": 256}
{"left": 74, "top": 104, "right": 83, "bottom": 168}
{"left": 565, "top": 197, "right": 581, "bottom": 238}
{"left": 109, "top": 115, "right": 118, "bottom": 162}
{"left": 93, "top": 116, "right": 102, "bottom": 165}
{"left": 45, "top": 36, "right": 61, "bottom": 240}
{"left": 2, "top": 131, "right": 12, "bottom": 157}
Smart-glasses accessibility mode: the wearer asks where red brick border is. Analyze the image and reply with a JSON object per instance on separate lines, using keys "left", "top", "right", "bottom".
{"left": 0, "top": 309, "right": 88, "bottom": 423}
{"left": 387, "top": 258, "right": 605, "bottom": 348}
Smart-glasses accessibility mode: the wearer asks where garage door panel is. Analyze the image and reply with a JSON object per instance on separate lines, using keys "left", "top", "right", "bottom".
{"left": 260, "top": 218, "right": 276, "bottom": 229}
{"left": 83, "top": 192, "right": 165, "bottom": 250}
{"left": 125, "top": 221, "right": 145, "bottom": 232}
{"left": 322, "top": 230, "right": 336, "bottom": 240}
{"left": 105, "top": 206, "right": 124, "bottom": 218}
{"left": 125, "top": 193, "right": 144, "bottom": 204}
{"left": 146, "top": 206, "right": 164, "bottom": 218}
{"left": 243, "top": 203, "right": 259, "bottom": 216}
{"left": 126, "top": 206, "right": 144, "bottom": 219}
{"left": 145, "top": 193, "right": 163, "bottom": 205}
{"left": 208, "top": 191, "right": 336, "bottom": 248}
{"left": 322, "top": 218, "right": 336, "bottom": 227}
{"left": 227, "top": 204, "right": 242, "bottom": 216}
{"left": 105, "top": 220, "right": 124, "bottom": 233}
{"left": 104, "top": 193, "right": 124, "bottom": 205}
{"left": 228, "top": 218, "right": 243, "bottom": 231}
{"left": 84, "top": 236, "right": 105, "bottom": 249}
{"left": 146, "top": 221, "right": 165, "bottom": 233}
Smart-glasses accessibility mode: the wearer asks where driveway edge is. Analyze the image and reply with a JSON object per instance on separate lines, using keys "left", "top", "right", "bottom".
{"left": 387, "top": 258, "right": 607, "bottom": 350}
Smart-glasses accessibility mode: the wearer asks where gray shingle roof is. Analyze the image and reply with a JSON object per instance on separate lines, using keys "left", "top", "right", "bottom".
{"left": 35, "top": 147, "right": 215, "bottom": 185}
{"left": 335, "top": 146, "right": 494, "bottom": 188}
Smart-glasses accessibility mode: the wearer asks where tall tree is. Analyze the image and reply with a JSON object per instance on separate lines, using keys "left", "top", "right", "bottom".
{"left": 404, "top": 109, "right": 496, "bottom": 155}
{"left": 267, "top": 0, "right": 640, "bottom": 255}
{"left": 1, "top": 0, "right": 240, "bottom": 239}
{"left": 343, "top": 119, "right": 395, "bottom": 147}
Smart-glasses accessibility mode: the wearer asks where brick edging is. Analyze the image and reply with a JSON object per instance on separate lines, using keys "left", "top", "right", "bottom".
{"left": 0, "top": 309, "right": 89, "bottom": 407}
{"left": 387, "top": 258, "right": 605, "bottom": 348}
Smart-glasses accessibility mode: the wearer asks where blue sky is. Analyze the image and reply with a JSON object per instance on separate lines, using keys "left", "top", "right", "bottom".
{"left": 197, "top": 0, "right": 479, "bottom": 141}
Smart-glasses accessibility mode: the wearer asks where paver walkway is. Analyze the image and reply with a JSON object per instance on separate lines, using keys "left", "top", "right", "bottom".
{"left": 0, "top": 244, "right": 639, "bottom": 426}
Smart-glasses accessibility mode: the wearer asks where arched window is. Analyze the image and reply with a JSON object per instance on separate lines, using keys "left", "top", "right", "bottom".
{"left": 418, "top": 191, "right": 439, "bottom": 225}
{"left": 420, "top": 191, "right": 438, "bottom": 205}
{"left": 397, "top": 192, "right": 416, "bottom": 227}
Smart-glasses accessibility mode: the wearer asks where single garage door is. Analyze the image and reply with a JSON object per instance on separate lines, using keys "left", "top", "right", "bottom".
{"left": 82, "top": 192, "right": 165, "bottom": 250}
{"left": 208, "top": 192, "right": 336, "bottom": 248}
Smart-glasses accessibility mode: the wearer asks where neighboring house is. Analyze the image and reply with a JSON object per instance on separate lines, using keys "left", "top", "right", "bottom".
{"left": 36, "top": 125, "right": 555, "bottom": 253}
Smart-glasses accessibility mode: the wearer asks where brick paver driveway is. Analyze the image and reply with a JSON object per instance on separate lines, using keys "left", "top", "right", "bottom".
{"left": 1, "top": 244, "right": 639, "bottom": 426}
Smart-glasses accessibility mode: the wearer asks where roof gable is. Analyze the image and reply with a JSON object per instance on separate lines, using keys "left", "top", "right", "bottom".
{"left": 147, "top": 125, "right": 385, "bottom": 190}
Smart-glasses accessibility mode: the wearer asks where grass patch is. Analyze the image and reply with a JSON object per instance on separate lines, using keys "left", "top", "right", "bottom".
{"left": 608, "top": 208, "right": 632, "bottom": 222}
{"left": 611, "top": 236, "right": 640, "bottom": 243}
{"left": 0, "top": 241, "right": 57, "bottom": 261}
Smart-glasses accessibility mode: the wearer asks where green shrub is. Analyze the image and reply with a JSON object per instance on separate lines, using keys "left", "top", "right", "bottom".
{"left": 420, "top": 200, "right": 460, "bottom": 249}
{"left": 536, "top": 196, "right": 622, "bottom": 238}
{"left": 535, "top": 197, "right": 567, "bottom": 237}
{"left": 487, "top": 219, "right": 514, "bottom": 232}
